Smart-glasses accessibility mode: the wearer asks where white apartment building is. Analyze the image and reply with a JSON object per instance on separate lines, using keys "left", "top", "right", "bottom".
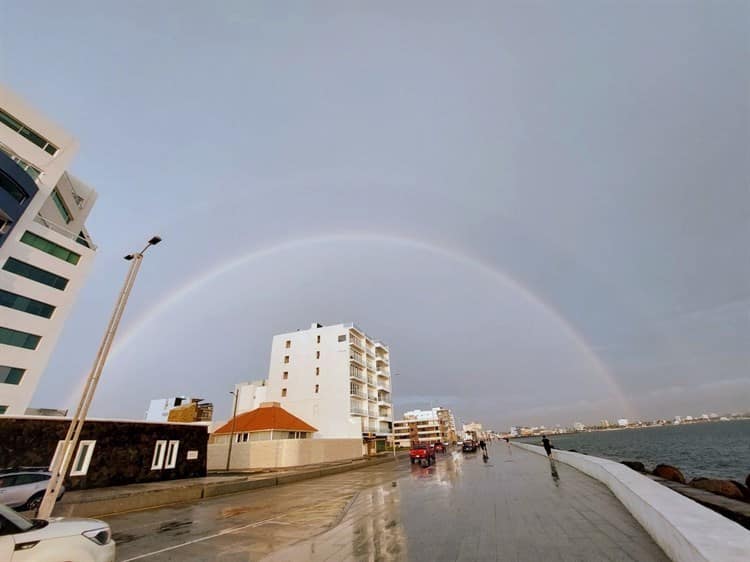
{"left": 234, "top": 380, "right": 268, "bottom": 414}
{"left": 0, "top": 85, "right": 98, "bottom": 415}
{"left": 393, "top": 407, "right": 457, "bottom": 447}
{"left": 265, "top": 323, "right": 393, "bottom": 443}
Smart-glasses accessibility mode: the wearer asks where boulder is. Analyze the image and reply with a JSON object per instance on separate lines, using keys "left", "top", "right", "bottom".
{"left": 729, "top": 480, "right": 750, "bottom": 502}
{"left": 689, "top": 478, "right": 746, "bottom": 501}
{"left": 621, "top": 461, "right": 646, "bottom": 473}
{"left": 653, "top": 464, "right": 686, "bottom": 484}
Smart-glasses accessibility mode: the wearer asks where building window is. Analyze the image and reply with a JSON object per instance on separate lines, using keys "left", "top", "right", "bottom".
{"left": 285, "top": 340, "right": 291, "bottom": 348}
{"left": 317, "top": 335, "right": 321, "bottom": 344}
{"left": 70, "top": 440, "right": 96, "bottom": 476}
{"left": 316, "top": 351, "right": 320, "bottom": 359}
{"left": 281, "top": 388, "right": 287, "bottom": 397}
{"left": 51, "top": 189, "right": 73, "bottom": 224}
{"left": 0, "top": 108, "right": 59, "bottom": 155}
{"left": 151, "top": 440, "right": 167, "bottom": 470}
{"left": 242, "top": 433, "right": 249, "bottom": 442}
{"left": 165, "top": 440, "right": 180, "bottom": 469}
{"left": 0, "top": 405, "right": 7, "bottom": 415}
{"left": 3, "top": 257, "right": 69, "bottom": 290}
{"left": 283, "top": 355, "right": 289, "bottom": 364}
{"left": 20, "top": 231, "right": 81, "bottom": 265}
{"left": 315, "top": 384, "right": 319, "bottom": 394}
{"left": 338, "top": 334, "right": 346, "bottom": 342}
{"left": 0, "top": 326, "right": 41, "bottom": 350}
{"left": 0, "top": 288, "right": 55, "bottom": 318}
{"left": 315, "top": 367, "right": 319, "bottom": 376}
{"left": 0, "top": 366, "right": 24, "bottom": 385}
{"left": 282, "top": 371, "right": 288, "bottom": 380}
{"left": 0, "top": 171, "right": 28, "bottom": 204}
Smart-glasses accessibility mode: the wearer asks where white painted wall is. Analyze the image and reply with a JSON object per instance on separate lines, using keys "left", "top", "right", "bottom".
{"left": 514, "top": 442, "right": 750, "bottom": 562}
{"left": 234, "top": 380, "right": 268, "bottom": 414}
{"left": 207, "top": 438, "right": 364, "bottom": 470}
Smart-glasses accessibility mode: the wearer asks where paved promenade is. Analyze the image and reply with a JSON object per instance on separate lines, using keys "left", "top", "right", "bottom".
{"left": 267, "top": 444, "right": 669, "bottom": 562}
{"left": 106, "top": 444, "right": 668, "bottom": 561}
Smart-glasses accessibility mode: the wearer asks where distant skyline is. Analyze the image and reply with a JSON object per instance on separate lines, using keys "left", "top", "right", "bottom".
{"left": 2, "top": 1, "right": 748, "bottom": 428}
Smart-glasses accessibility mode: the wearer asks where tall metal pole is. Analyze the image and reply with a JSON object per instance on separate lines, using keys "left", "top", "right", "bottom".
{"left": 225, "top": 389, "right": 239, "bottom": 471}
{"left": 38, "top": 237, "right": 161, "bottom": 519}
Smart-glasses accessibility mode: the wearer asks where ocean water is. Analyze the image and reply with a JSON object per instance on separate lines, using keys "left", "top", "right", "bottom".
{"left": 518, "top": 419, "right": 750, "bottom": 482}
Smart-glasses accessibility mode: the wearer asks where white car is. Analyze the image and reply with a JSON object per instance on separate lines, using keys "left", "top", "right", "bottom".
{"left": 0, "top": 471, "right": 65, "bottom": 511}
{"left": 0, "top": 503, "right": 115, "bottom": 562}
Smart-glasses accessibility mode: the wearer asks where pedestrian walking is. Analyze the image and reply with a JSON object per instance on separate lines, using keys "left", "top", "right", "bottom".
{"left": 479, "top": 439, "right": 487, "bottom": 452}
{"left": 541, "top": 434, "right": 553, "bottom": 457}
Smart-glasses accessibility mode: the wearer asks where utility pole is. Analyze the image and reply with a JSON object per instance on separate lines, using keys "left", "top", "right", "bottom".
{"left": 37, "top": 236, "right": 162, "bottom": 519}
{"left": 225, "top": 389, "right": 239, "bottom": 471}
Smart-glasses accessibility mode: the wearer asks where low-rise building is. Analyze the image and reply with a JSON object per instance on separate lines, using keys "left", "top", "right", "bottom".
{"left": 207, "top": 402, "right": 362, "bottom": 469}
{"left": 0, "top": 416, "right": 207, "bottom": 490}
{"left": 234, "top": 380, "right": 268, "bottom": 414}
{"left": 146, "top": 396, "right": 212, "bottom": 422}
{"left": 393, "top": 407, "right": 457, "bottom": 447}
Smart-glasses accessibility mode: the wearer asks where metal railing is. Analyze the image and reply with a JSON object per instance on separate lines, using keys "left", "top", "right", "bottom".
{"left": 349, "top": 371, "right": 365, "bottom": 382}
{"left": 34, "top": 214, "right": 97, "bottom": 250}
{"left": 350, "top": 388, "right": 366, "bottom": 399}
{"left": 350, "top": 406, "right": 368, "bottom": 416}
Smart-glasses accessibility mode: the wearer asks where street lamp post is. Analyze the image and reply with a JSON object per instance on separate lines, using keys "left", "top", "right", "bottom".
{"left": 37, "top": 236, "right": 162, "bottom": 519}
{"left": 225, "top": 389, "right": 239, "bottom": 471}
{"left": 391, "top": 373, "right": 400, "bottom": 458}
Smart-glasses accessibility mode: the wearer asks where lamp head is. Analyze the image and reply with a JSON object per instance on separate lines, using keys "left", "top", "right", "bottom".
{"left": 148, "top": 236, "right": 162, "bottom": 246}
{"left": 124, "top": 254, "right": 135, "bottom": 261}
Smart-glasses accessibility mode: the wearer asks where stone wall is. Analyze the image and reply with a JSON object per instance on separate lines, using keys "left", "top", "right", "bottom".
{"left": 0, "top": 417, "right": 208, "bottom": 490}
{"left": 207, "top": 438, "right": 363, "bottom": 470}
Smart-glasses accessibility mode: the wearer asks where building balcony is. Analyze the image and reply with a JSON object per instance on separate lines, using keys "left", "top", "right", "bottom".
{"left": 33, "top": 214, "right": 97, "bottom": 250}
{"left": 350, "top": 406, "right": 368, "bottom": 417}
{"left": 350, "top": 388, "right": 366, "bottom": 399}
{"left": 367, "top": 377, "right": 376, "bottom": 387}
{"left": 377, "top": 380, "right": 390, "bottom": 391}
{"left": 350, "top": 355, "right": 365, "bottom": 367}
{"left": 350, "top": 338, "right": 364, "bottom": 351}
{"left": 368, "top": 393, "right": 377, "bottom": 402}
{"left": 349, "top": 371, "right": 365, "bottom": 383}
{"left": 376, "top": 356, "right": 388, "bottom": 365}
{"left": 378, "top": 397, "right": 392, "bottom": 405}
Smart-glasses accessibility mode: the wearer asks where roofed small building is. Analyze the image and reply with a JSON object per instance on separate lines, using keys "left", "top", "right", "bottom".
{"left": 211, "top": 402, "right": 317, "bottom": 444}
{"left": 207, "top": 402, "right": 362, "bottom": 470}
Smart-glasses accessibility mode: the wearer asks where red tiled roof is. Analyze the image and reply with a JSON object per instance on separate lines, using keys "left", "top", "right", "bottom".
{"left": 214, "top": 404, "right": 317, "bottom": 434}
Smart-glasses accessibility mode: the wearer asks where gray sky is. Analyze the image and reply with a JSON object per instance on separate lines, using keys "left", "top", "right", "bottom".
{"left": 2, "top": 1, "right": 748, "bottom": 429}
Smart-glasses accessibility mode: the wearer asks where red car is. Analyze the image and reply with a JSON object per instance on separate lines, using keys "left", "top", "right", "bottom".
{"left": 409, "top": 443, "right": 436, "bottom": 466}
{"left": 433, "top": 442, "right": 446, "bottom": 453}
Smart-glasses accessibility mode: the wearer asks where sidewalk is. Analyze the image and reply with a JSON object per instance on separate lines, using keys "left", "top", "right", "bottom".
{"left": 50, "top": 453, "right": 399, "bottom": 518}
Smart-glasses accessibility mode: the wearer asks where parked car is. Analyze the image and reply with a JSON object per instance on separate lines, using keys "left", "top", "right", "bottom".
{"left": 462, "top": 440, "right": 478, "bottom": 453}
{"left": 433, "top": 442, "right": 446, "bottom": 453}
{"left": 0, "top": 503, "right": 115, "bottom": 561}
{"left": 0, "top": 471, "right": 64, "bottom": 512}
{"left": 409, "top": 443, "right": 436, "bottom": 466}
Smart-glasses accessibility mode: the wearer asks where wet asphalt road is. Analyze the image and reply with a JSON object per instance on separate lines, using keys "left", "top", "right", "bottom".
{"left": 105, "top": 444, "right": 668, "bottom": 561}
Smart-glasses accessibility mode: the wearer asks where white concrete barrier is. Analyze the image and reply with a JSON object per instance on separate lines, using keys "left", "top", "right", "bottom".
{"left": 513, "top": 442, "right": 750, "bottom": 562}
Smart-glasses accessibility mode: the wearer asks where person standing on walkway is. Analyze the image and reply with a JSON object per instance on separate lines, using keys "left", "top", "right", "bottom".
{"left": 479, "top": 439, "right": 487, "bottom": 453}
{"left": 541, "top": 435, "right": 553, "bottom": 456}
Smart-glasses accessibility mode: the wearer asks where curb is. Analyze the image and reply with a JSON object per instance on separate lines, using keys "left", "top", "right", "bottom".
{"left": 54, "top": 455, "right": 397, "bottom": 518}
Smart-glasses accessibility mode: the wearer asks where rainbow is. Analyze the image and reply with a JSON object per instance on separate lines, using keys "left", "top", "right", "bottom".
{"left": 86, "top": 232, "right": 634, "bottom": 416}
